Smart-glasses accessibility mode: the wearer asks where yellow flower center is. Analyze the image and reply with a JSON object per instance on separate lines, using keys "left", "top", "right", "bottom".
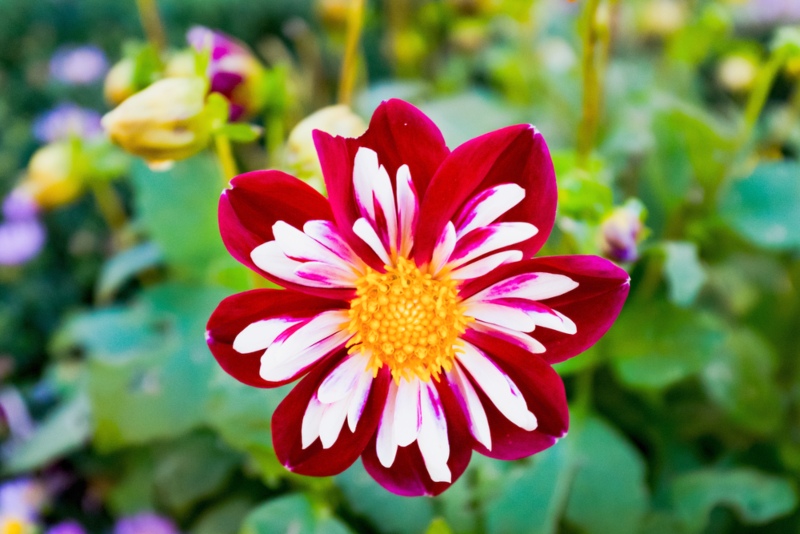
{"left": 347, "top": 257, "right": 472, "bottom": 382}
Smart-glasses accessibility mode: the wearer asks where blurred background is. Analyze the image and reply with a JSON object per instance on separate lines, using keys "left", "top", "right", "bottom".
{"left": 1, "top": 0, "right": 800, "bottom": 532}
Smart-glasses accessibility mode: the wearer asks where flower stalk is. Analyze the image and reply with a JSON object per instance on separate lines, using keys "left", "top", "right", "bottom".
{"left": 90, "top": 181, "right": 128, "bottom": 233}
{"left": 739, "top": 46, "right": 790, "bottom": 148}
{"left": 135, "top": 0, "right": 167, "bottom": 53}
{"left": 338, "top": 0, "right": 366, "bottom": 106}
{"left": 576, "top": 0, "right": 605, "bottom": 169}
{"left": 215, "top": 133, "right": 238, "bottom": 187}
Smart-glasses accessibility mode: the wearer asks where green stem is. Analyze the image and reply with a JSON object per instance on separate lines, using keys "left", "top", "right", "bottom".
{"left": 739, "top": 48, "right": 789, "bottom": 148}
{"left": 91, "top": 181, "right": 128, "bottom": 233}
{"left": 135, "top": 0, "right": 167, "bottom": 53}
{"left": 576, "top": 0, "right": 604, "bottom": 169}
{"left": 215, "top": 134, "right": 238, "bottom": 187}
{"left": 338, "top": 0, "right": 366, "bottom": 106}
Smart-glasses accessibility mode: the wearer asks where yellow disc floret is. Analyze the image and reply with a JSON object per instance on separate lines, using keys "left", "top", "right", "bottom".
{"left": 347, "top": 257, "right": 472, "bottom": 382}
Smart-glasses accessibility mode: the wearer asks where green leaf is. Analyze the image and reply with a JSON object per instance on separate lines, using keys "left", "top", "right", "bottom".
{"left": 3, "top": 394, "right": 92, "bottom": 474}
{"left": 132, "top": 155, "right": 229, "bottom": 280}
{"left": 419, "top": 91, "right": 523, "bottom": 147}
{"left": 205, "top": 93, "right": 230, "bottom": 131}
{"left": 154, "top": 432, "right": 241, "bottom": 515}
{"left": 74, "top": 284, "right": 228, "bottom": 450}
{"left": 671, "top": 469, "right": 798, "bottom": 530}
{"left": 239, "top": 494, "right": 353, "bottom": 534}
{"left": 95, "top": 242, "right": 164, "bottom": 303}
{"left": 662, "top": 241, "right": 707, "bottom": 308}
{"left": 218, "top": 123, "right": 263, "bottom": 143}
{"left": 610, "top": 301, "right": 725, "bottom": 390}
{"left": 425, "top": 518, "right": 454, "bottom": 534}
{"left": 192, "top": 497, "right": 255, "bottom": 534}
{"left": 701, "top": 329, "right": 783, "bottom": 435}
{"left": 106, "top": 450, "right": 157, "bottom": 515}
{"left": 720, "top": 162, "right": 800, "bottom": 251}
{"left": 336, "top": 463, "right": 435, "bottom": 534}
{"left": 485, "top": 415, "right": 649, "bottom": 534}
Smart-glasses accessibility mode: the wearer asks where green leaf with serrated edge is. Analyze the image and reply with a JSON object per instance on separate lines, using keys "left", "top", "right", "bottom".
{"left": 671, "top": 469, "right": 798, "bottom": 530}
{"left": 720, "top": 162, "right": 800, "bottom": 251}
{"left": 3, "top": 394, "right": 92, "bottom": 474}
{"left": 239, "top": 494, "right": 353, "bottom": 534}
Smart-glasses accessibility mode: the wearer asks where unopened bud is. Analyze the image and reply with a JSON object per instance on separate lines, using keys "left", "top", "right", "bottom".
{"left": 640, "top": 0, "right": 686, "bottom": 39}
{"left": 102, "top": 77, "right": 212, "bottom": 167}
{"left": 23, "top": 143, "right": 85, "bottom": 209}
{"left": 716, "top": 53, "right": 759, "bottom": 94}
{"left": 286, "top": 105, "right": 367, "bottom": 192}
{"left": 104, "top": 58, "right": 138, "bottom": 106}
{"left": 599, "top": 200, "right": 646, "bottom": 263}
{"left": 188, "top": 26, "right": 267, "bottom": 121}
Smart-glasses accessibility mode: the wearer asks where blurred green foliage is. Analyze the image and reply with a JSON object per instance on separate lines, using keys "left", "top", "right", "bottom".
{"left": 2, "top": 0, "right": 800, "bottom": 533}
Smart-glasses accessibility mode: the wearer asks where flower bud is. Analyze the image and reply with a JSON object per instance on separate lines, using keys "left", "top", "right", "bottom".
{"left": 640, "top": 0, "right": 686, "bottom": 39}
{"left": 23, "top": 142, "right": 85, "bottom": 209}
{"left": 104, "top": 58, "right": 138, "bottom": 106}
{"left": 101, "top": 77, "right": 212, "bottom": 166}
{"left": 315, "top": 0, "right": 350, "bottom": 28}
{"left": 286, "top": 105, "right": 367, "bottom": 192}
{"left": 187, "top": 26, "right": 267, "bottom": 121}
{"left": 716, "top": 53, "right": 759, "bottom": 94}
{"left": 599, "top": 200, "right": 646, "bottom": 263}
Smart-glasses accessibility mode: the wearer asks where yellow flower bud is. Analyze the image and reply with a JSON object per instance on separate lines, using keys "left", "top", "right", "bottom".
{"left": 716, "top": 53, "right": 759, "bottom": 94}
{"left": 640, "top": 0, "right": 687, "bottom": 39}
{"left": 104, "top": 58, "right": 137, "bottom": 106}
{"left": 101, "top": 77, "right": 212, "bottom": 167}
{"left": 23, "top": 142, "right": 85, "bottom": 209}
{"left": 286, "top": 105, "right": 367, "bottom": 192}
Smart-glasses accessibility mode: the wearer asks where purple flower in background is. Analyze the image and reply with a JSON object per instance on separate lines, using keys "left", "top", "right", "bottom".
{"left": 33, "top": 104, "right": 103, "bottom": 143}
{"left": 0, "top": 189, "right": 46, "bottom": 266}
{"left": 736, "top": 0, "right": 800, "bottom": 26}
{"left": 114, "top": 513, "right": 180, "bottom": 534}
{"left": 600, "top": 201, "right": 646, "bottom": 263}
{"left": 187, "top": 26, "right": 266, "bottom": 120}
{"left": 49, "top": 45, "right": 108, "bottom": 85}
{"left": 0, "top": 478, "right": 48, "bottom": 520}
{"left": 47, "top": 521, "right": 87, "bottom": 534}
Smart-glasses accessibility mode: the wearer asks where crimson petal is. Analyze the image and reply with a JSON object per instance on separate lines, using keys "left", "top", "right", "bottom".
{"left": 462, "top": 331, "right": 569, "bottom": 460}
{"left": 461, "top": 255, "right": 630, "bottom": 364}
{"left": 206, "top": 289, "right": 348, "bottom": 388}
{"left": 414, "top": 125, "right": 557, "bottom": 266}
{"left": 272, "top": 357, "right": 391, "bottom": 477}
{"left": 220, "top": 170, "right": 354, "bottom": 300}
{"left": 361, "top": 377, "right": 472, "bottom": 497}
{"left": 314, "top": 99, "right": 450, "bottom": 268}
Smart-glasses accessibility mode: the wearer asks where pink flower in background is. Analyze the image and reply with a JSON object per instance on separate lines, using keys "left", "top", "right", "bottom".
{"left": 187, "top": 26, "right": 266, "bottom": 120}
{"left": 49, "top": 45, "right": 108, "bottom": 85}
{"left": 206, "top": 99, "right": 629, "bottom": 496}
{"left": 33, "top": 104, "right": 103, "bottom": 143}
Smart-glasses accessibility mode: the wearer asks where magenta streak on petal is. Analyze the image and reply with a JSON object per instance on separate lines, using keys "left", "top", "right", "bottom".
{"left": 453, "top": 183, "right": 526, "bottom": 238}
{"left": 448, "top": 222, "right": 537, "bottom": 269}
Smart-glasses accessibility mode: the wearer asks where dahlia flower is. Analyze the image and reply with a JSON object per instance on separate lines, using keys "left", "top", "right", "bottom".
{"left": 206, "top": 99, "right": 629, "bottom": 496}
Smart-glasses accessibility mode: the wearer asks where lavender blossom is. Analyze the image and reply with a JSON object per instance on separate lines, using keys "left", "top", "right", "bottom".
{"left": 0, "top": 478, "right": 47, "bottom": 520}
{"left": 33, "top": 104, "right": 104, "bottom": 143}
{"left": 0, "top": 189, "right": 45, "bottom": 266}
{"left": 47, "top": 520, "right": 87, "bottom": 534}
{"left": 50, "top": 45, "right": 108, "bottom": 85}
{"left": 114, "top": 513, "right": 180, "bottom": 534}
{"left": 736, "top": 0, "right": 800, "bottom": 27}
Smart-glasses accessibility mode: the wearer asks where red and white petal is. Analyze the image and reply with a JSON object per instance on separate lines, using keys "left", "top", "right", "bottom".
{"left": 273, "top": 356, "right": 391, "bottom": 477}
{"left": 395, "top": 164, "right": 418, "bottom": 257}
{"left": 273, "top": 221, "right": 358, "bottom": 273}
{"left": 220, "top": 170, "right": 355, "bottom": 299}
{"left": 314, "top": 100, "right": 449, "bottom": 268}
{"left": 460, "top": 256, "right": 630, "bottom": 364}
{"left": 376, "top": 381, "right": 399, "bottom": 468}
{"left": 348, "top": 369, "right": 374, "bottom": 433}
{"left": 295, "top": 261, "right": 361, "bottom": 287}
{"left": 446, "top": 222, "right": 538, "bottom": 270}
{"left": 353, "top": 147, "right": 398, "bottom": 254}
{"left": 415, "top": 124, "right": 557, "bottom": 266}
{"left": 206, "top": 289, "right": 346, "bottom": 388}
{"left": 417, "top": 383, "right": 451, "bottom": 483}
{"left": 462, "top": 301, "right": 537, "bottom": 332}
{"left": 251, "top": 241, "right": 357, "bottom": 289}
{"left": 317, "top": 353, "right": 371, "bottom": 404}
{"left": 259, "top": 310, "right": 351, "bottom": 382}
{"left": 462, "top": 331, "right": 569, "bottom": 460}
{"left": 393, "top": 378, "right": 422, "bottom": 447}
{"left": 453, "top": 183, "right": 526, "bottom": 238}
{"left": 448, "top": 364, "right": 492, "bottom": 450}
{"left": 456, "top": 343, "right": 537, "bottom": 431}
{"left": 303, "top": 220, "right": 363, "bottom": 268}
{"left": 353, "top": 218, "right": 392, "bottom": 266}
{"left": 448, "top": 250, "right": 523, "bottom": 281}
{"left": 469, "top": 321, "right": 546, "bottom": 354}
{"left": 362, "top": 377, "right": 472, "bottom": 497}
{"left": 467, "top": 272, "right": 579, "bottom": 303}
{"left": 430, "top": 222, "right": 456, "bottom": 275}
